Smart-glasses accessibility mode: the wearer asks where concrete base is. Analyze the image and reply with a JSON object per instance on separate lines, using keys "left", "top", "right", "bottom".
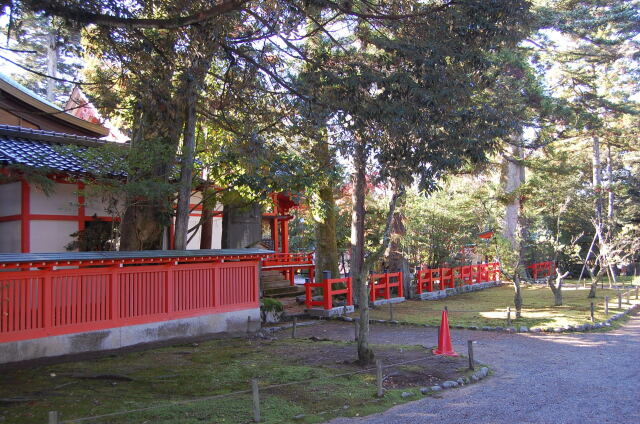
{"left": 418, "top": 281, "right": 502, "bottom": 300}
{"left": 0, "top": 308, "right": 260, "bottom": 365}
{"left": 371, "top": 297, "right": 406, "bottom": 307}
{"left": 305, "top": 305, "right": 355, "bottom": 317}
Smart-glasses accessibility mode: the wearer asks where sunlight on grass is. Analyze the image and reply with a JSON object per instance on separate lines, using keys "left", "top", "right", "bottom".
{"left": 353, "top": 284, "right": 639, "bottom": 330}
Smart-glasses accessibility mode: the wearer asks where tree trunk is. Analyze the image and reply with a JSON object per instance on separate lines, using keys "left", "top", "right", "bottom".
{"left": 313, "top": 137, "right": 340, "bottom": 281}
{"left": 174, "top": 74, "right": 198, "bottom": 250}
{"left": 351, "top": 138, "right": 374, "bottom": 365}
{"left": 606, "top": 144, "right": 614, "bottom": 221}
{"left": 548, "top": 269, "right": 569, "bottom": 306}
{"left": 200, "top": 206, "right": 213, "bottom": 249}
{"left": 502, "top": 137, "right": 526, "bottom": 318}
{"left": 46, "top": 23, "right": 59, "bottom": 102}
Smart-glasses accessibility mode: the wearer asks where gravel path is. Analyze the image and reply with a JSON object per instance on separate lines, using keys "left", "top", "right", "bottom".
{"left": 294, "top": 315, "right": 640, "bottom": 424}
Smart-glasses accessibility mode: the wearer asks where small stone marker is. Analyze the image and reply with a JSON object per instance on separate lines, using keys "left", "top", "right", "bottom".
{"left": 605, "top": 296, "right": 609, "bottom": 316}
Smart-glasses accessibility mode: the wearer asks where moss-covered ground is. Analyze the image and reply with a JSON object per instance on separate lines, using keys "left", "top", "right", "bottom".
{"left": 0, "top": 336, "right": 471, "bottom": 423}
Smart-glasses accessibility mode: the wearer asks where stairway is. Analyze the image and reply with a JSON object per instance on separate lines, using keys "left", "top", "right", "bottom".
{"left": 262, "top": 270, "right": 305, "bottom": 298}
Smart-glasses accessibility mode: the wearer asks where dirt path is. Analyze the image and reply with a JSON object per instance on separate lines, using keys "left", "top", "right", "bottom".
{"left": 294, "top": 316, "right": 640, "bottom": 424}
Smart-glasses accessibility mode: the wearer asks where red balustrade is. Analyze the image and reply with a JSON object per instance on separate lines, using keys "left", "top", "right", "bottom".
{"left": 416, "top": 262, "right": 501, "bottom": 293}
{"left": 304, "top": 276, "right": 353, "bottom": 310}
{"left": 527, "top": 261, "right": 555, "bottom": 280}
{"left": 369, "top": 272, "right": 404, "bottom": 302}
{"left": 261, "top": 252, "right": 315, "bottom": 286}
{"left": 0, "top": 260, "right": 259, "bottom": 343}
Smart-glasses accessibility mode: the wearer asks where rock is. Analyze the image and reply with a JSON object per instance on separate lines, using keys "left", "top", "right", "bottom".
{"left": 604, "top": 322, "right": 612, "bottom": 327}
{"left": 519, "top": 326, "right": 529, "bottom": 332}
{"left": 456, "top": 377, "right": 465, "bottom": 386}
{"left": 494, "top": 326, "right": 504, "bottom": 332}
{"left": 431, "top": 385, "right": 442, "bottom": 391}
{"left": 401, "top": 392, "right": 415, "bottom": 398}
{"left": 553, "top": 327, "right": 563, "bottom": 333}
{"left": 468, "top": 326, "right": 479, "bottom": 330}
{"left": 342, "top": 317, "right": 353, "bottom": 322}
{"left": 531, "top": 328, "right": 541, "bottom": 333}
{"left": 420, "top": 387, "right": 430, "bottom": 395}
{"left": 293, "top": 414, "right": 306, "bottom": 420}
{"left": 389, "top": 320, "right": 399, "bottom": 325}
{"left": 507, "top": 327, "right": 516, "bottom": 333}
{"left": 441, "top": 380, "right": 458, "bottom": 388}
{"left": 480, "top": 367, "right": 489, "bottom": 377}
{"left": 471, "top": 374, "right": 480, "bottom": 382}
{"left": 482, "top": 326, "right": 494, "bottom": 331}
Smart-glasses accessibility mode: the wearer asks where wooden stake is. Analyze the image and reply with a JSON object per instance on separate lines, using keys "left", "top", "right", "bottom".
{"left": 376, "top": 359, "right": 384, "bottom": 398}
{"left": 590, "top": 302, "right": 595, "bottom": 323}
{"left": 48, "top": 411, "right": 59, "bottom": 424}
{"left": 618, "top": 292, "right": 622, "bottom": 309}
{"left": 636, "top": 286, "right": 639, "bottom": 300}
{"left": 605, "top": 296, "right": 609, "bottom": 316}
{"left": 506, "top": 307, "right": 511, "bottom": 326}
{"left": 467, "top": 340, "right": 475, "bottom": 371}
{"left": 292, "top": 317, "right": 297, "bottom": 339}
{"left": 626, "top": 290, "right": 630, "bottom": 304}
{"left": 251, "top": 379, "right": 261, "bottom": 423}
{"left": 247, "top": 316, "right": 252, "bottom": 334}
{"left": 389, "top": 302, "right": 394, "bottom": 321}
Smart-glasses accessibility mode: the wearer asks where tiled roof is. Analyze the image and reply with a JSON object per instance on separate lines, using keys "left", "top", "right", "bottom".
{"left": 0, "top": 125, "right": 127, "bottom": 177}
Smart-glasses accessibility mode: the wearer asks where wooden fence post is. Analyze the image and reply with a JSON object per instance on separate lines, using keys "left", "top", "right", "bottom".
{"left": 389, "top": 302, "right": 394, "bottom": 321}
{"left": 636, "top": 286, "right": 639, "bottom": 300}
{"left": 618, "top": 292, "right": 622, "bottom": 309}
{"left": 467, "top": 340, "right": 475, "bottom": 371}
{"left": 376, "top": 359, "right": 384, "bottom": 398}
{"left": 590, "top": 302, "right": 595, "bottom": 323}
{"left": 48, "top": 411, "right": 59, "bottom": 424}
{"left": 506, "top": 307, "right": 511, "bottom": 326}
{"left": 605, "top": 296, "right": 609, "bottom": 316}
{"left": 252, "top": 379, "right": 261, "bottom": 423}
{"left": 292, "top": 317, "right": 297, "bottom": 339}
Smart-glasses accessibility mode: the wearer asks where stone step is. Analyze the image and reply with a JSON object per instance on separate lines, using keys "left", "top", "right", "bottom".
{"left": 263, "top": 285, "right": 305, "bottom": 298}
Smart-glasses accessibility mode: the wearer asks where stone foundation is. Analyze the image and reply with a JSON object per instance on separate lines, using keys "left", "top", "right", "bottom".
{"left": 0, "top": 308, "right": 260, "bottom": 365}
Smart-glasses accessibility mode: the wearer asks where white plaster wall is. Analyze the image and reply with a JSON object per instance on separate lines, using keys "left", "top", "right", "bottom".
{"left": 211, "top": 216, "right": 222, "bottom": 249}
{"left": 84, "top": 192, "right": 118, "bottom": 217}
{"left": 0, "top": 221, "right": 20, "bottom": 252}
{"left": 30, "top": 220, "right": 77, "bottom": 253}
{"left": 30, "top": 183, "right": 77, "bottom": 215}
{"left": 186, "top": 215, "right": 202, "bottom": 249}
{"left": 0, "top": 182, "right": 20, "bottom": 216}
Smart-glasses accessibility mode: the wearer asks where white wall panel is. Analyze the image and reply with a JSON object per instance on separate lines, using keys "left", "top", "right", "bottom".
{"left": 0, "top": 221, "right": 20, "bottom": 252}
{"left": 0, "top": 182, "right": 20, "bottom": 216}
{"left": 30, "top": 220, "right": 77, "bottom": 253}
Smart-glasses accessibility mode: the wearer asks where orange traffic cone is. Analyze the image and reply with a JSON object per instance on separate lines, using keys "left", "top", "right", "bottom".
{"left": 433, "top": 309, "right": 458, "bottom": 356}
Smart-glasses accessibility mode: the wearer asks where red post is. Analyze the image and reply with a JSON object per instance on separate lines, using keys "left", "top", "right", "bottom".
{"left": 384, "top": 274, "right": 391, "bottom": 299}
{"left": 323, "top": 278, "right": 332, "bottom": 310}
{"left": 42, "top": 273, "right": 52, "bottom": 333}
{"left": 346, "top": 278, "right": 353, "bottom": 306}
{"left": 397, "top": 272, "right": 404, "bottom": 298}
{"left": 305, "top": 281, "right": 312, "bottom": 309}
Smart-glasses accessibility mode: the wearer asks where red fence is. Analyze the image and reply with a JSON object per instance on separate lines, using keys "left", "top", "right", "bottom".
{"left": 416, "top": 262, "right": 501, "bottom": 293}
{"left": 370, "top": 272, "right": 404, "bottom": 302}
{"left": 261, "top": 252, "right": 315, "bottom": 286}
{"left": 527, "top": 261, "right": 555, "bottom": 280}
{"left": 304, "top": 276, "right": 353, "bottom": 310}
{"left": 0, "top": 260, "right": 259, "bottom": 343}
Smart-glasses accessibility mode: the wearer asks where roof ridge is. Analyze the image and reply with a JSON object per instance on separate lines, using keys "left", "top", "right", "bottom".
{"left": 0, "top": 124, "right": 126, "bottom": 148}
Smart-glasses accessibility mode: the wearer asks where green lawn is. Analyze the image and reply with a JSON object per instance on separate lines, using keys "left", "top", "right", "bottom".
{"left": 361, "top": 283, "right": 638, "bottom": 329}
{"left": 0, "top": 337, "right": 470, "bottom": 424}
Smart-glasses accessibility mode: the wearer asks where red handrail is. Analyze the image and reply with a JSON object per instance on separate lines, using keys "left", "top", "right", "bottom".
{"left": 369, "top": 272, "right": 404, "bottom": 302}
{"left": 416, "top": 262, "right": 501, "bottom": 293}
{"left": 305, "top": 277, "right": 353, "bottom": 310}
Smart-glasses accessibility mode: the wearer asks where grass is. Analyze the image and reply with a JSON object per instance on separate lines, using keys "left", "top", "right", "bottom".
{"left": 359, "top": 282, "right": 639, "bottom": 329}
{"left": 0, "top": 337, "right": 469, "bottom": 424}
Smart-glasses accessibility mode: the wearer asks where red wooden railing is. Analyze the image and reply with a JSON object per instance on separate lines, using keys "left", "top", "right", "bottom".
{"left": 527, "top": 261, "right": 555, "bottom": 280}
{"left": 261, "top": 252, "right": 315, "bottom": 286}
{"left": 369, "top": 272, "right": 404, "bottom": 302}
{"left": 304, "top": 276, "right": 353, "bottom": 310}
{"left": 0, "top": 260, "right": 259, "bottom": 343}
{"left": 416, "top": 262, "right": 501, "bottom": 293}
